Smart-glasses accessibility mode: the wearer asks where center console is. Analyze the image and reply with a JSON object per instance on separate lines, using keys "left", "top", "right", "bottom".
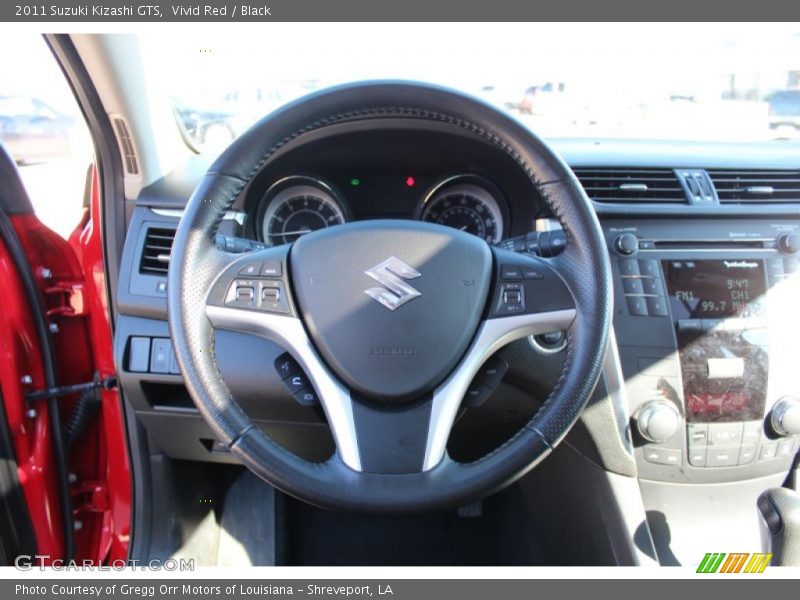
{"left": 606, "top": 219, "right": 800, "bottom": 484}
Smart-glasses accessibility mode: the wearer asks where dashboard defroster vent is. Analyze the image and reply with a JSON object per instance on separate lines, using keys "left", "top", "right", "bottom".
{"left": 139, "top": 227, "right": 176, "bottom": 275}
{"left": 707, "top": 170, "right": 800, "bottom": 203}
{"left": 113, "top": 117, "right": 140, "bottom": 176}
{"left": 572, "top": 168, "right": 686, "bottom": 203}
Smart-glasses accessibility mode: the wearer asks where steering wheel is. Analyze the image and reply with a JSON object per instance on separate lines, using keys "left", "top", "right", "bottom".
{"left": 167, "top": 82, "right": 612, "bottom": 513}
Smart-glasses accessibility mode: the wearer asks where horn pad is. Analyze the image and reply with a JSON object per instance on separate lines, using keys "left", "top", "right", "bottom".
{"left": 290, "top": 221, "right": 493, "bottom": 405}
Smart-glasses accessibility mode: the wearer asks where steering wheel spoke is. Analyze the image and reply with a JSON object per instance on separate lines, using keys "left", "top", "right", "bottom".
{"left": 204, "top": 244, "right": 363, "bottom": 471}
{"left": 424, "top": 248, "right": 577, "bottom": 469}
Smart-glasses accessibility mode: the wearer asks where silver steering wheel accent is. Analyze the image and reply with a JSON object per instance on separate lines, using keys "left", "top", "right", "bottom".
{"left": 206, "top": 303, "right": 575, "bottom": 472}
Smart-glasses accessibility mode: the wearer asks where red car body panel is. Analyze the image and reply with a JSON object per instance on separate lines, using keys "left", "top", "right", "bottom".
{"left": 0, "top": 164, "right": 131, "bottom": 564}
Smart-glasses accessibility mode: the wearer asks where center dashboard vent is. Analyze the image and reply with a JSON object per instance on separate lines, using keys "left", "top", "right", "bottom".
{"left": 707, "top": 170, "right": 800, "bottom": 203}
{"left": 572, "top": 168, "right": 686, "bottom": 203}
{"left": 139, "top": 227, "right": 176, "bottom": 275}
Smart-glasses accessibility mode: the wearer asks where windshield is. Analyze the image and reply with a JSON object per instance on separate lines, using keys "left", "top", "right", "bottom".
{"left": 140, "top": 23, "right": 800, "bottom": 152}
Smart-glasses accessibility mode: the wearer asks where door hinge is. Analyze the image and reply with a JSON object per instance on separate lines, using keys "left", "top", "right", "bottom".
{"left": 44, "top": 281, "right": 87, "bottom": 317}
{"left": 71, "top": 480, "right": 110, "bottom": 513}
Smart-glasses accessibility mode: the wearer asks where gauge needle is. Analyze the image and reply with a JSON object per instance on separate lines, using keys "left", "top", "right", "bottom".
{"left": 460, "top": 226, "right": 468, "bottom": 231}
{"left": 279, "top": 229, "right": 314, "bottom": 236}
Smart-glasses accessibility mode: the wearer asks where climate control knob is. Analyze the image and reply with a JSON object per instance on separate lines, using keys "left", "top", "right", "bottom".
{"left": 770, "top": 397, "right": 800, "bottom": 437}
{"left": 778, "top": 232, "right": 800, "bottom": 255}
{"left": 636, "top": 401, "right": 681, "bottom": 444}
{"left": 614, "top": 233, "right": 639, "bottom": 256}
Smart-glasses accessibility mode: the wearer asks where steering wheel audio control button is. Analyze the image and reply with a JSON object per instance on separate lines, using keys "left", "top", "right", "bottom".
{"left": 236, "top": 285, "right": 255, "bottom": 302}
{"left": 238, "top": 262, "right": 263, "bottom": 276}
{"left": 294, "top": 387, "right": 319, "bottom": 406}
{"left": 274, "top": 353, "right": 301, "bottom": 380}
{"left": 272, "top": 353, "right": 320, "bottom": 406}
{"left": 285, "top": 372, "right": 311, "bottom": 395}
{"left": 259, "top": 281, "right": 290, "bottom": 314}
{"left": 226, "top": 279, "right": 259, "bottom": 307}
{"left": 262, "top": 286, "right": 281, "bottom": 303}
{"left": 223, "top": 277, "right": 291, "bottom": 314}
{"left": 261, "top": 260, "right": 283, "bottom": 277}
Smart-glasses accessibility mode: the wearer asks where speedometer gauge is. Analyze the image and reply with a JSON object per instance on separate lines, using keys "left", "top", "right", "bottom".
{"left": 258, "top": 177, "right": 348, "bottom": 246}
{"left": 418, "top": 176, "right": 506, "bottom": 244}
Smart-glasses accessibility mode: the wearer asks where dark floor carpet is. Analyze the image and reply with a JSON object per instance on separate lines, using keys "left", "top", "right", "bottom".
{"left": 279, "top": 484, "right": 543, "bottom": 566}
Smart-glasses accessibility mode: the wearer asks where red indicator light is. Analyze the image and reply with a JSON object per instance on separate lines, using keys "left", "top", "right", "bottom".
{"left": 406, "top": 176, "right": 416, "bottom": 187}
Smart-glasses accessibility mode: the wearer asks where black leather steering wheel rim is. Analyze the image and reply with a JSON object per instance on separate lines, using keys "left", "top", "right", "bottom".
{"left": 167, "top": 81, "right": 612, "bottom": 513}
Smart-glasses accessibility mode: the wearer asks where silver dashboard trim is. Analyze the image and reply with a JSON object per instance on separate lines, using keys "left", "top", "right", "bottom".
{"left": 151, "top": 207, "right": 246, "bottom": 226}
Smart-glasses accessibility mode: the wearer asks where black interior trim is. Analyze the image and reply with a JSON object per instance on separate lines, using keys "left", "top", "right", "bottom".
{"left": 0, "top": 390, "right": 38, "bottom": 563}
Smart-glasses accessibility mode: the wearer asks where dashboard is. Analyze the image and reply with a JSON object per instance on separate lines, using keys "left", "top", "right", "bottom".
{"left": 116, "top": 124, "right": 800, "bottom": 480}
{"left": 110, "top": 115, "right": 800, "bottom": 567}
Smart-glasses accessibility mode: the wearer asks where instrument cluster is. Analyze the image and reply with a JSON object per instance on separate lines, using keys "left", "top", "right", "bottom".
{"left": 254, "top": 173, "right": 509, "bottom": 247}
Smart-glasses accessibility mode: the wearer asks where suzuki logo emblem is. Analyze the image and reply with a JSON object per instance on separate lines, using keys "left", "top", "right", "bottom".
{"left": 364, "top": 256, "right": 421, "bottom": 311}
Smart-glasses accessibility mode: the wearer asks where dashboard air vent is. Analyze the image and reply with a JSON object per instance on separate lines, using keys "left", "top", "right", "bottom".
{"left": 707, "top": 170, "right": 800, "bottom": 203}
{"left": 139, "top": 227, "right": 175, "bottom": 275}
{"left": 572, "top": 168, "right": 686, "bottom": 203}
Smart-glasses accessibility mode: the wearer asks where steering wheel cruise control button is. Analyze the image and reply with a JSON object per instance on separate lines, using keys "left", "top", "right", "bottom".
{"left": 521, "top": 266, "right": 544, "bottom": 280}
{"left": 503, "top": 289, "right": 522, "bottom": 305}
{"left": 477, "top": 355, "right": 508, "bottom": 389}
{"left": 495, "top": 282, "right": 525, "bottom": 315}
{"left": 500, "top": 264, "right": 522, "bottom": 280}
{"left": 465, "top": 382, "right": 494, "bottom": 408}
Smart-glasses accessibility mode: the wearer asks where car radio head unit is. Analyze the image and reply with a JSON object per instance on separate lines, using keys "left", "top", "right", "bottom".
{"left": 662, "top": 259, "right": 767, "bottom": 320}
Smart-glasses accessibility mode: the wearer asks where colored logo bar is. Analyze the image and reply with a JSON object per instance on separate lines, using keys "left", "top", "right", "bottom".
{"left": 697, "top": 552, "right": 772, "bottom": 573}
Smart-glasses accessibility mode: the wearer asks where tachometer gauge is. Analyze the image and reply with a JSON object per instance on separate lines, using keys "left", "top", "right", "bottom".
{"left": 418, "top": 176, "right": 506, "bottom": 244}
{"left": 259, "top": 177, "right": 348, "bottom": 246}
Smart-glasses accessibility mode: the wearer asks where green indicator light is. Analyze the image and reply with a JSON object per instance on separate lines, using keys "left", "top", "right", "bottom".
{"left": 350, "top": 178, "right": 361, "bottom": 186}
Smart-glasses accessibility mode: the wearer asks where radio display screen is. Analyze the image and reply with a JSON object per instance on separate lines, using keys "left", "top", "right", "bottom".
{"left": 662, "top": 259, "right": 767, "bottom": 320}
{"left": 662, "top": 259, "right": 769, "bottom": 423}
